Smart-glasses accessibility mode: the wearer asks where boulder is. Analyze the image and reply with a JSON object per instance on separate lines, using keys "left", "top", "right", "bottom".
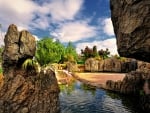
{"left": 106, "top": 71, "right": 149, "bottom": 94}
{"left": 0, "top": 68, "right": 60, "bottom": 113}
{"left": 110, "top": 0, "right": 150, "bottom": 62}
{"left": 85, "top": 58, "right": 99, "bottom": 72}
{"left": 103, "top": 58, "right": 122, "bottom": 72}
{"left": 0, "top": 24, "right": 60, "bottom": 113}
{"left": 2, "top": 24, "right": 36, "bottom": 77}
{"left": 137, "top": 61, "right": 150, "bottom": 72}
{"left": 121, "top": 59, "right": 137, "bottom": 72}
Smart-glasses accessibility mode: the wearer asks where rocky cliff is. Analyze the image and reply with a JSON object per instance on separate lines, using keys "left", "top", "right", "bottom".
{"left": 110, "top": 0, "right": 150, "bottom": 62}
{"left": 0, "top": 24, "right": 60, "bottom": 113}
{"left": 110, "top": 0, "right": 150, "bottom": 111}
{"left": 85, "top": 58, "right": 137, "bottom": 73}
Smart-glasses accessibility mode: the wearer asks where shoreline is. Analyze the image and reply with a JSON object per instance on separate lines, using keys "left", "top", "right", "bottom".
{"left": 72, "top": 72, "right": 126, "bottom": 89}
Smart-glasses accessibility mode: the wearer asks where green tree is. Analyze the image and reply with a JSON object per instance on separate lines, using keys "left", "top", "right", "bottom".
{"left": 98, "top": 48, "right": 110, "bottom": 59}
{"left": 92, "top": 45, "right": 98, "bottom": 57}
{"left": 0, "top": 46, "right": 4, "bottom": 63}
{"left": 81, "top": 46, "right": 93, "bottom": 59}
{"left": 35, "top": 37, "right": 65, "bottom": 66}
{"left": 64, "top": 42, "right": 78, "bottom": 62}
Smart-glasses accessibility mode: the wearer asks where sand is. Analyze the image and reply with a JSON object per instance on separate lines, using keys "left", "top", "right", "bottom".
{"left": 73, "top": 72, "right": 126, "bottom": 88}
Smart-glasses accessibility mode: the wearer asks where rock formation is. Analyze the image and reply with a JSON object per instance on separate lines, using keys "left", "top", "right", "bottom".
{"left": 85, "top": 58, "right": 137, "bottom": 73}
{"left": 110, "top": 0, "right": 150, "bottom": 62}
{"left": 0, "top": 24, "right": 60, "bottom": 113}
{"left": 110, "top": 0, "right": 150, "bottom": 111}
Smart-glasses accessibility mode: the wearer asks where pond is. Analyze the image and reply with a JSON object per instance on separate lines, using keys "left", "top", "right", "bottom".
{"left": 59, "top": 80, "right": 143, "bottom": 113}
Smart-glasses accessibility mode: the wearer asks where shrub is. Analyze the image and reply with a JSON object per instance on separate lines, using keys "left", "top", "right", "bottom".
{"left": 0, "top": 67, "right": 3, "bottom": 74}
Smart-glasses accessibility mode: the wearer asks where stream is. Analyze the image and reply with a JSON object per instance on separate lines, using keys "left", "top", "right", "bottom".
{"left": 59, "top": 80, "right": 143, "bottom": 113}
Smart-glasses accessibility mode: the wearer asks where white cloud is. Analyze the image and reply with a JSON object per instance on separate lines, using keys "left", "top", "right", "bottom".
{"left": 102, "top": 18, "right": 114, "bottom": 36}
{"left": 51, "top": 20, "right": 97, "bottom": 42}
{"left": 0, "top": 0, "right": 37, "bottom": 30}
{"left": 31, "top": 16, "right": 50, "bottom": 30}
{"left": 0, "top": 0, "right": 84, "bottom": 31}
{"left": 44, "top": 0, "right": 84, "bottom": 22}
{"left": 0, "top": 32, "right": 5, "bottom": 46}
{"left": 76, "top": 38, "right": 118, "bottom": 55}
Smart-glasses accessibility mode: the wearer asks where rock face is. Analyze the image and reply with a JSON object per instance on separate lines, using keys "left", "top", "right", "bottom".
{"left": 0, "top": 24, "right": 60, "bottom": 113}
{"left": 110, "top": 1, "right": 150, "bottom": 111}
{"left": 2, "top": 24, "right": 36, "bottom": 77}
{"left": 110, "top": 0, "right": 150, "bottom": 62}
{"left": 106, "top": 71, "right": 150, "bottom": 111}
{"left": 85, "top": 58, "right": 137, "bottom": 73}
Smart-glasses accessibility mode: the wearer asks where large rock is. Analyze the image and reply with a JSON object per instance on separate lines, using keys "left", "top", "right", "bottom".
{"left": 103, "top": 58, "right": 122, "bottom": 72}
{"left": 2, "top": 24, "right": 36, "bottom": 77}
{"left": 110, "top": 0, "right": 150, "bottom": 62}
{"left": 85, "top": 58, "right": 99, "bottom": 72}
{"left": 85, "top": 58, "right": 137, "bottom": 73}
{"left": 0, "top": 24, "right": 60, "bottom": 113}
{"left": 106, "top": 71, "right": 150, "bottom": 111}
{"left": 0, "top": 68, "right": 60, "bottom": 113}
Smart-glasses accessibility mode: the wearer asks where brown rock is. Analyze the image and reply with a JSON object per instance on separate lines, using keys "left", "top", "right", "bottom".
{"left": 85, "top": 58, "right": 99, "bottom": 72}
{"left": 19, "top": 30, "right": 36, "bottom": 57}
{"left": 2, "top": 24, "right": 36, "bottom": 77}
{"left": 137, "top": 61, "right": 150, "bottom": 72}
{"left": 103, "top": 58, "right": 122, "bottom": 72}
{"left": 110, "top": 0, "right": 150, "bottom": 62}
{"left": 0, "top": 24, "right": 60, "bottom": 113}
{"left": 85, "top": 58, "right": 137, "bottom": 72}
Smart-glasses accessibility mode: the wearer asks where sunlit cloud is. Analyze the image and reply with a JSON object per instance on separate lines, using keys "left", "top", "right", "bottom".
{"left": 0, "top": 0, "right": 117, "bottom": 55}
{"left": 0, "top": 0, "right": 84, "bottom": 31}
{"left": 76, "top": 38, "right": 118, "bottom": 55}
{"left": 0, "top": 0, "right": 37, "bottom": 30}
{"left": 51, "top": 20, "right": 97, "bottom": 42}
{"left": 102, "top": 18, "right": 114, "bottom": 36}
{"left": 0, "top": 31, "right": 5, "bottom": 46}
{"left": 45, "top": 0, "right": 84, "bottom": 22}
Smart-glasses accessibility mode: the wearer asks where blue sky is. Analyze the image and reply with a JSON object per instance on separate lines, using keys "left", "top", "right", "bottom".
{"left": 0, "top": 0, "right": 118, "bottom": 55}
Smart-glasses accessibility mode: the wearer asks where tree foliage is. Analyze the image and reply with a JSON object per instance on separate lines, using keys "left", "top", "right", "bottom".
{"left": 35, "top": 38, "right": 78, "bottom": 66}
{"left": 35, "top": 38, "right": 65, "bottom": 66}
{"left": 81, "top": 46, "right": 110, "bottom": 60}
{"left": 65, "top": 42, "right": 78, "bottom": 62}
{"left": 98, "top": 48, "right": 110, "bottom": 59}
{"left": 0, "top": 46, "right": 4, "bottom": 63}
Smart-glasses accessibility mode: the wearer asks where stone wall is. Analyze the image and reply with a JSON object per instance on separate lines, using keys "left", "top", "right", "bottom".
{"left": 85, "top": 58, "right": 137, "bottom": 73}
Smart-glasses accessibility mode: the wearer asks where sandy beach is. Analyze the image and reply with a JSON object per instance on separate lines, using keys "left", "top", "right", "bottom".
{"left": 73, "top": 72, "right": 126, "bottom": 88}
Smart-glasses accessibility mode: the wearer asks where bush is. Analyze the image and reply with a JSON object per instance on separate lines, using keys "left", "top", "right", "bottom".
{"left": 0, "top": 67, "right": 3, "bottom": 74}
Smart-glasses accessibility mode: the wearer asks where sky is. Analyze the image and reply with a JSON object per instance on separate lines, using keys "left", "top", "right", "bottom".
{"left": 0, "top": 0, "right": 118, "bottom": 55}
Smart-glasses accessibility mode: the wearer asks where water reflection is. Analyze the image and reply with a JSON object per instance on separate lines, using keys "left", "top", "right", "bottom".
{"left": 59, "top": 81, "right": 143, "bottom": 113}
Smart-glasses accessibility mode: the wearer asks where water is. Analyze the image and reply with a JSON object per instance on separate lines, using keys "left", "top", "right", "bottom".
{"left": 59, "top": 81, "right": 142, "bottom": 113}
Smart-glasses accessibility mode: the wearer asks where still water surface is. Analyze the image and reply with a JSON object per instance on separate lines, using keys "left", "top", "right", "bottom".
{"left": 59, "top": 80, "right": 142, "bottom": 113}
